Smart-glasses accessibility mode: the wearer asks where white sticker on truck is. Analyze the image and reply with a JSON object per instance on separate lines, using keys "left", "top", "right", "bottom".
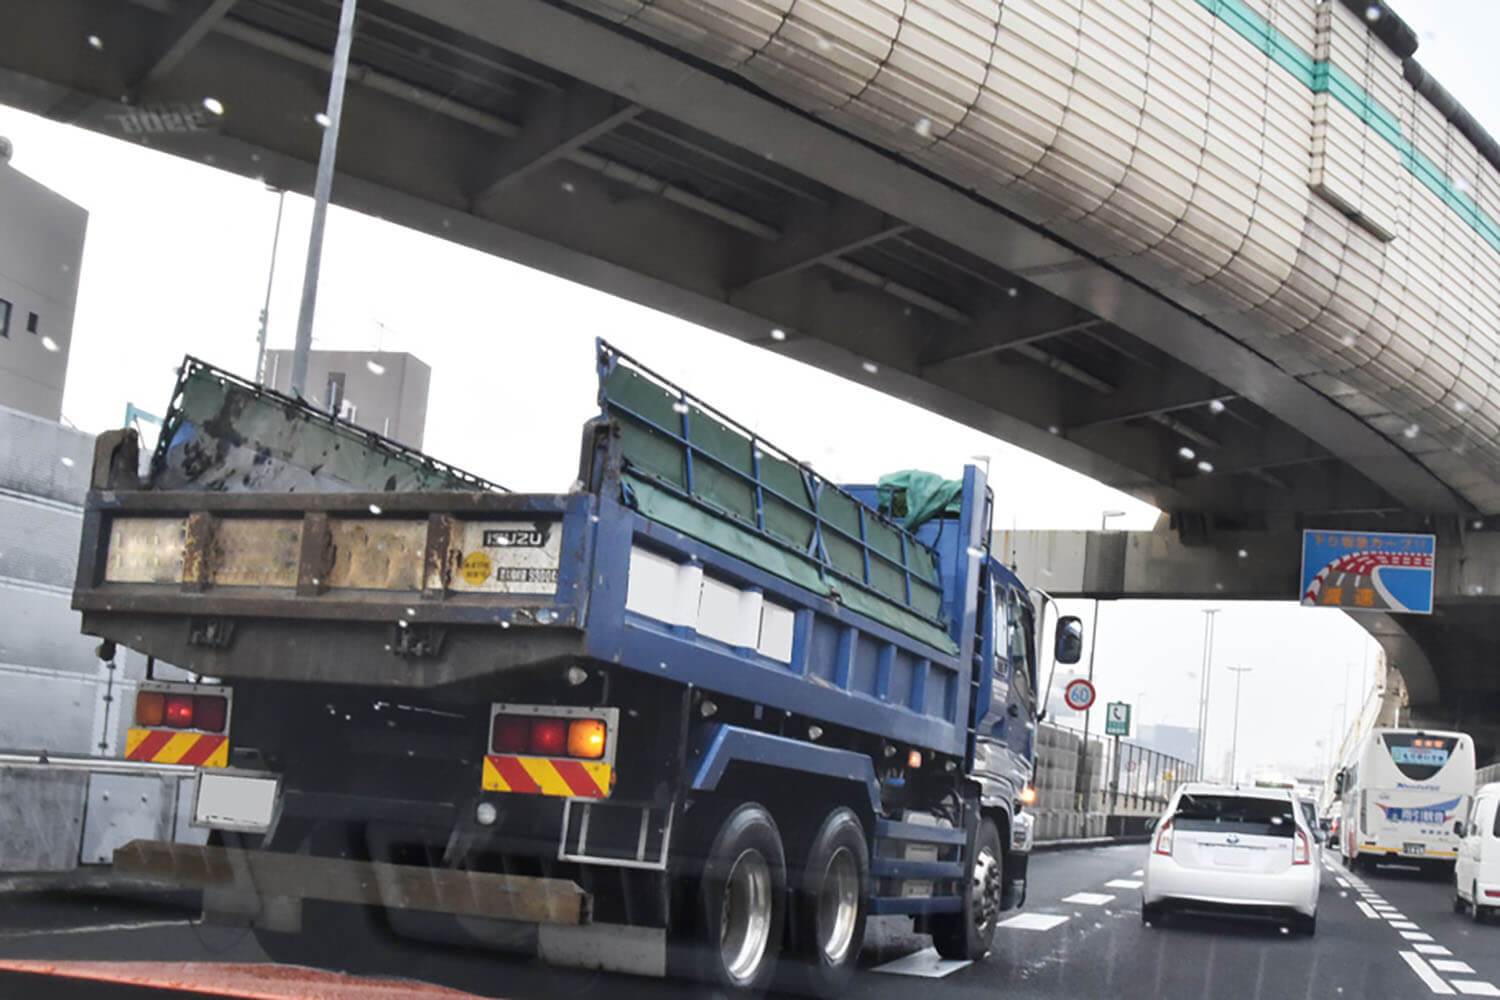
{"left": 450, "top": 521, "right": 562, "bottom": 595}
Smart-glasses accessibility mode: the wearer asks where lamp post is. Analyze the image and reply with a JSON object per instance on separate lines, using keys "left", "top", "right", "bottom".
{"left": 1076, "top": 510, "right": 1125, "bottom": 812}
{"left": 1226, "top": 665, "right": 1253, "bottom": 785}
{"left": 1194, "top": 609, "right": 1219, "bottom": 780}
{"left": 254, "top": 187, "right": 286, "bottom": 386}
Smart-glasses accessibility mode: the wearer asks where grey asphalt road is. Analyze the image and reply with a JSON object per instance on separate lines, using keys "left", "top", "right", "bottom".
{"left": 1, "top": 845, "right": 1496, "bottom": 999}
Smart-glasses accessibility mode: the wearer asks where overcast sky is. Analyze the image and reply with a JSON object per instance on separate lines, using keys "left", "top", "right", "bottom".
{"left": 2, "top": 0, "right": 1490, "bottom": 783}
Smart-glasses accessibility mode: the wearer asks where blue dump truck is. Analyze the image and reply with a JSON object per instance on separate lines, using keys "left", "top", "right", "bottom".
{"left": 74, "top": 342, "right": 1081, "bottom": 994}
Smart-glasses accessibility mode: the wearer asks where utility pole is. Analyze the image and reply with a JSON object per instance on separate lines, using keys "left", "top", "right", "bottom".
{"left": 255, "top": 188, "right": 286, "bottom": 386}
{"left": 290, "top": 0, "right": 359, "bottom": 397}
{"left": 1076, "top": 510, "right": 1124, "bottom": 813}
{"left": 1227, "top": 665, "right": 1253, "bottom": 785}
{"left": 1194, "top": 608, "right": 1219, "bottom": 780}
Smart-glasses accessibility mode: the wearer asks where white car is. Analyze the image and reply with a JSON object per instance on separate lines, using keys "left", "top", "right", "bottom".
{"left": 1455, "top": 782, "right": 1500, "bottom": 923}
{"left": 1143, "top": 783, "right": 1320, "bottom": 935}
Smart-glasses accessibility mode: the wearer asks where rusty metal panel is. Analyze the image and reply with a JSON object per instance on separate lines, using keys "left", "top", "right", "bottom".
{"left": 210, "top": 519, "right": 302, "bottom": 588}
{"left": 104, "top": 518, "right": 187, "bottom": 583}
{"left": 324, "top": 519, "right": 428, "bottom": 591}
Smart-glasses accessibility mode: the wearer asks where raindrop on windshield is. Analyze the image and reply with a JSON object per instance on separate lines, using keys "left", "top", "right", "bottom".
{"left": 314, "top": 112, "right": 331, "bottom": 127}
{"left": 1454, "top": 399, "right": 1469, "bottom": 414}
{"left": 1401, "top": 423, "right": 1420, "bottom": 439}
{"left": 1196, "top": 460, "right": 1214, "bottom": 473}
{"left": 366, "top": 360, "right": 385, "bottom": 375}
{"left": 368, "top": 504, "right": 383, "bottom": 515}
{"left": 1177, "top": 446, "right": 1195, "bottom": 461}
{"left": 1472, "top": 519, "right": 1484, "bottom": 530}
{"left": 1364, "top": 5, "right": 1380, "bottom": 21}
{"left": 1006, "top": 287, "right": 1019, "bottom": 298}
{"left": 202, "top": 97, "right": 224, "bottom": 116}
{"left": 814, "top": 33, "right": 832, "bottom": 52}
{"left": 405, "top": 607, "right": 416, "bottom": 616}
{"left": 914, "top": 117, "right": 933, "bottom": 138}
{"left": 861, "top": 360, "right": 879, "bottom": 374}
{"left": 966, "top": 545, "right": 985, "bottom": 558}
{"left": 1207, "top": 399, "right": 1226, "bottom": 415}
{"left": 672, "top": 400, "right": 690, "bottom": 414}
{"left": 1340, "top": 333, "right": 1357, "bottom": 347}
{"left": 499, "top": 620, "right": 511, "bottom": 629}
{"left": 561, "top": 181, "right": 576, "bottom": 193}
{"left": 60, "top": 456, "right": 75, "bottom": 468}
{"left": 87, "top": 34, "right": 103, "bottom": 50}
{"left": 770, "top": 328, "right": 786, "bottom": 341}
{"left": 1047, "top": 425, "right": 1060, "bottom": 435}
{"left": 1237, "top": 549, "right": 1248, "bottom": 559}
{"left": 398, "top": 619, "right": 409, "bottom": 628}
{"left": 41, "top": 336, "right": 59, "bottom": 352}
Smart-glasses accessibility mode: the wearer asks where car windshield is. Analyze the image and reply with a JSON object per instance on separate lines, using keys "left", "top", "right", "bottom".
{"left": 1173, "top": 794, "right": 1297, "bottom": 838}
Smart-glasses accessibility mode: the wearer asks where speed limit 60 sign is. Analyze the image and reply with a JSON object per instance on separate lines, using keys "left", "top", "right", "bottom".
{"left": 1063, "top": 678, "right": 1096, "bottom": 712}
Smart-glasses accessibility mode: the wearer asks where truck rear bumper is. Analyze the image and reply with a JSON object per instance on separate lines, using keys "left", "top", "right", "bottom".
{"left": 112, "top": 839, "right": 590, "bottom": 931}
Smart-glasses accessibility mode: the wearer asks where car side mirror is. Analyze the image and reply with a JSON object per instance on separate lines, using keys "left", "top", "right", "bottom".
{"left": 1145, "top": 816, "right": 1158, "bottom": 832}
{"left": 1454, "top": 821, "right": 1466, "bottom": 838}
{"left": 1055, "top": 616, "right": 1083, "bottom": 664}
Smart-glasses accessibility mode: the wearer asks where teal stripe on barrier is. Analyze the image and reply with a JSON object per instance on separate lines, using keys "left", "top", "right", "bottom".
{"left": 1194, "top": 0, "right": 1500, "bottom": 255}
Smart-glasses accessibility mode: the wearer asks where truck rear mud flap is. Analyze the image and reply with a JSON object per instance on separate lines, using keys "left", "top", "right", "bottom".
{"left": 112, "top": 839, "right": 590, "bottom": 930}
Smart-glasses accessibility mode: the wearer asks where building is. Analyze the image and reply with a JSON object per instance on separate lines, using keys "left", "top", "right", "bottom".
{"left": 0, "top": 139, "right": 86, "bottom": 421}
{"left": 263, "top": 348, "right": 431, "bottom": 449}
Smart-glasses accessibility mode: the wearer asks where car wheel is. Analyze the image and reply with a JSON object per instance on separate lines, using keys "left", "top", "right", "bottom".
{"left": 931, "top": 818, "right": 1003, "bottom": 960}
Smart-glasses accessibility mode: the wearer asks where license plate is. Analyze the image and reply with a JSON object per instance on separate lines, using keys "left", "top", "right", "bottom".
{"left": 193, "top": 772, "right": 279, "bottom": 833}
{"left": 1402, "top": 842, "right": 1425, "bottom": 857}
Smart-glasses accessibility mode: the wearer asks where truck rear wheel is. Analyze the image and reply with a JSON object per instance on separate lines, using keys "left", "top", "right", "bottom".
{"left": 781, "top": 807, "right": 868, "bottom": 998}
{"left": 931, "top": 818, "right": 1003, "bottom": 960}
{"left": 676, "top": 801, "right": 788, "bottom": 992}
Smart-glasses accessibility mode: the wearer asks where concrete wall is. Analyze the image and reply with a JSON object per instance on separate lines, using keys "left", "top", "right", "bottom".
{"left": 264, "top": 349, "right": 431, "bottom": 449}
{"left": 0, "top": 159, "right": 85, "bottom": 422}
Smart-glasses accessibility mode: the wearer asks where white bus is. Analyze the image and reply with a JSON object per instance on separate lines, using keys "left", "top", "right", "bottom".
{"left": 1335, "top": 728, "right": 1475, "bottom": 872}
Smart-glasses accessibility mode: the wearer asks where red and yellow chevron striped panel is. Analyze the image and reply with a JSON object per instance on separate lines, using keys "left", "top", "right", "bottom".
{"left": 125, "top": 728, "right": 229, "bottom": 768}
{"left": 481, "top": 754, "right": 612, "bottom": 798}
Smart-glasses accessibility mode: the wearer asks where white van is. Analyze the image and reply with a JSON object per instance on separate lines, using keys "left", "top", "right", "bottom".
{"left": 1455, "top": 782, "right": 1500, "bottom": 923}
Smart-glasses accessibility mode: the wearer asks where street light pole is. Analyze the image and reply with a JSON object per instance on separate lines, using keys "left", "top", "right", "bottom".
{"left": 1227, "top": 665, "right": 1253, "bottom": 785}
{"left": 1194, "top": 609, "right": 1219, "bottom": 780}
{"left": 1076, "top": 510, "right": 1125, "bottom": 813}
{"left": 254, "top": 188, "right": 286, "bottom": 387}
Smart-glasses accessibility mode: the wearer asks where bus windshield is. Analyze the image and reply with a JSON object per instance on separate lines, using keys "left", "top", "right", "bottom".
{"left": 1382, "top": 732, "right": 1459, "bottom": 781}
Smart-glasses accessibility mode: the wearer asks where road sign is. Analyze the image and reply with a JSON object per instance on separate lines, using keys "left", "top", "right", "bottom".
{"left": 1063, "top": 678, "right": 1096, "bottom": 712}
{"left": 1299, "top": 530, "right": 1435, "bottom": 614}
{"left": 1104, "top": 701, "right": 1131, "bottom": 737}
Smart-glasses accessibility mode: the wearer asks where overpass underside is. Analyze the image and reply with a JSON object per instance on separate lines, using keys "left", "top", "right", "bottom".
{"left": 2, "top": 0, "right": 1488, "bottom": 526}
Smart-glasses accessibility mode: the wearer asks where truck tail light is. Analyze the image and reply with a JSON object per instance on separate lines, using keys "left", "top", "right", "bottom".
{"left": 491, "top": 715, "right": 529, "bottom": 753}
{"left": 567, "top": 719, "right": 607, "bottom": 759}
{"left": 530, "top": 718, "right": 568, "bottom": 756}
{"left": 165, "top": 695, "right": 195, "bottom": 728}
{"left": 135, "top": 692, "right": 165, "bottom": 727}
{"left": 1293, "top": 830, "right": 1310, "bottom": 865}
{"left": 1154, "top": 818, "right": 1174, "bottom": 856}
{"left": 193, "top": 695, "right": 228, "bottom": 733}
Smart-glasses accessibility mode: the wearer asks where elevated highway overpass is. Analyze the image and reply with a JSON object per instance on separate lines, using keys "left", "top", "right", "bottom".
{"left": 5, "top": 0, "right": 1499, "bottom": 527}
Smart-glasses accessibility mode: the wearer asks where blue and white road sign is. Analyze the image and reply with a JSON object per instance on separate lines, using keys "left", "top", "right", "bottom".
{"left": 1300, "top": 530, "right": 1435, "bottom": 614}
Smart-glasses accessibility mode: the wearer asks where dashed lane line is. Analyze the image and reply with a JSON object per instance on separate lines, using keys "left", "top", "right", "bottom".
{"left": 1355, "top": 901, "right": 1381, "bottom": 919}
{"left": 1390, "top": 921, "right": 1420, "bottom": 930}
{"left": 1061, "top": 892, "right": 1114, "bottom": 906}
{"left": 1104, "top": 879, "right": 1142, "bottom": 889}
{"left": 1402, "top": 931, "right": 1436, "bottom": 942}
{"left": 0, "top": 920, "right": 190, "bottom": 940}
{"left": 1416, "top": 945, "right": 1453, "bottom": 957}
{"left": 870, "top": 947, "right": 971, "bottom": 978}
{"left": 1452, "top": 983, "right": 1500, "bottom": 997}
{"left": 996, "top": 913, "right": 1069, "bottom": 932}
{"left": 1434, "top": 962, "right": 1478, "bottom": 976}
{"left": 1401, "top": 952, "right": 1457, "bottom": 995}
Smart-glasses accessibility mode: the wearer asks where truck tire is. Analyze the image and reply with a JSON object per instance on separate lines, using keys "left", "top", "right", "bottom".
{"left": 677, "top": 801, "right": 788, "bottom": 993}
{"left": 781, "top": 807, "right": 868, "bottom": 998}
{"left": 931, "top": 818, "right": 1003, "bottom": 961}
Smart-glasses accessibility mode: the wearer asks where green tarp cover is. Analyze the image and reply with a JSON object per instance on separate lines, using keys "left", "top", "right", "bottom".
{"left": 878, "top": 470, "right": 963, "bottom": 530}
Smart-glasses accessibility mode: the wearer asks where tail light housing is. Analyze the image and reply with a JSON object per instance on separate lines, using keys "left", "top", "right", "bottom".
{"left": 1293, "top": 829, "right": 1311, "bottom": 865}
{"left": 133, "top": 688, "right": 228, "bottom": 732}
{"left": 487, "top": 706, "right": 614, "bottom": 761}
{"left": 530, "top": 718, "right": 568, "bottom": 756}
{"left": 1153, "top": 818, "right": 1175, "bottom": 856}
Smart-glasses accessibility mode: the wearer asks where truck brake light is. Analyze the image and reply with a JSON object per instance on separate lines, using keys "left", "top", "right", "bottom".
{"left": 140, "top": 691, "right": 228, "bottom": 732}
{"left": 193, "top": 695, "right": 228, "bottom": 733}
{"left": 491, "top": 716, "right": 529, "bottom": 753}
{"left": 489, "top": 713, "right": 608, "bottom": 759}
{"left": 530, "top": 718, "right": 568, "bottom": 756}
{"left": 165, "top": 695, "right": 195, "bottom": 728}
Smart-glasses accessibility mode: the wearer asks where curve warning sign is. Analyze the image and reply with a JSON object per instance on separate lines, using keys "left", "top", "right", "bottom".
{"left": 1300, "top": 530, "right": 1435, "bottom": 615}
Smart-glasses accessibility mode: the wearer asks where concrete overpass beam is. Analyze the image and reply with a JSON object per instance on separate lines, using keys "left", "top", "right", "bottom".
{"left": 133, "top": 0, "right": 239, "bottom": 95}
{"left": 729, "top": 199, "right": 909, "bottom": 291}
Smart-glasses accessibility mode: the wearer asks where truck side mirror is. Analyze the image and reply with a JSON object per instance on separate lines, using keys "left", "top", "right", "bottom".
{"left": 1055, "top": 616, "right": 1083, "bottom": 664}
{"left": 1454, "top": 821, "right": 1466, "bottom": 838}
{"left": 1333, "top": 769, "right": 1345, "bottom": 796}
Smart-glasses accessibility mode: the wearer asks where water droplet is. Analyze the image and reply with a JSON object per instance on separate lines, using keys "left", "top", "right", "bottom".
{"left": 398, "top": 619, "right": 409, "bottom": 628}
{"left": 1454, "top": 399, "right": 1470, "bottom": 414}
{"left": 311, "top": 577, "right": 320, "bottom": 586}
{"left": 1177, "top": 446, "right": 1196, "bottom": 461}
{"left": 672, "top": 400, "right": 690, "bottom": 414}
{"left": 1365, "top": 5, "right": 1381, "bottom": 22}
{"left": 1196, "top": 460, "right": 1214, "bottom": 473}
{"left": 1047, "top": 425, "right": 1060, "bottom": 435}
{"left": 40, "top": 335, "right": 59, "bottom": 352}
{"left": 914, "top": 117, "right": 933, "bottom": 138}
{"left": 561, "top": 181, "right": 576, "bottom": 193}
{"left": 537, "top": 609, "right": 557, "bottom": 624}
{"left": 314, "top": 111, "right": 331, "bottom": 127}
{"left": 202, "top": 97, "right": 224, "bottom": 115}
{"left": 1237, "top": 549, "right": 1248, "bottom": 559}
{"left": 1402, "top": 423, "right": 1420, "bottom": 439}
{"left": 87, "top": 34, "right": 103, "bottom": 50}
{"left": 1215, "top": 581, "right": 1225, "bottom": 591}
{"left": 499, "top": 620, "right": 511, "bottom": 629}
{"left": 1471, "top": 519, "right": 1484, "bottom": 530}
{"left": 368, "top": 504, "right": 383, "bottom": 515}
{"left": 1208, "top": 399, "right": 1226, "bottom": 415}
{"left": 1471, "top": 584, "right": 1486, "bottom": 596}
{"left": 405, "top": 607, "right": 416, "bottom": 616}
{"left": 366, "top": 360, "right": 385, "bottom": 375}
{"left": 770, "top": 327, "right": 786, "bottom": 341}
{"left": 589, "top": 513, "right": 600, "bottom": 523}
{"left": 1006, "top": 287, "right": 1019, "bottom": 298}
{"left": 814, "top": 33, "right": 832, "bottom": 52}
{"left": 861, "top": 360, "right": 879, "bottom": 374}
{"left": 60, "top": 456, "right": 75, "bottom": 467}
{"left": 1340, "top": 333, "right": 1357, "bottom": 347}
{"left": 966, "top": 545, "right": 985, "bottom": 558}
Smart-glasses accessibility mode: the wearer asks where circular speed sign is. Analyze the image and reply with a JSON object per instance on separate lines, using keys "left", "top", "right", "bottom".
{"left": 1063, "top": 678, "right": 1097, "bottom": 712}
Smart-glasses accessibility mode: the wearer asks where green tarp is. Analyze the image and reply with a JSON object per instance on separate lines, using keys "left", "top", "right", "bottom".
{"left": 877, "top": 470, "right": 963, "bottom": 530}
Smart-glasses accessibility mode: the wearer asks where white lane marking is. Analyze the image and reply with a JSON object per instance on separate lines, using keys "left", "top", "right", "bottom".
{"left": 1452, "top": 983, "right": 1500, "bottom": 997}
{"left": 1400, "top": 951, "right": 1456, "bottom": 995}
{"left": 1417, "top": 945, "right": 1454, "bottom": 956}
{"left": 1356, "top": 901, "right": 1381, "bottom": 919}
{"left": 1402, "top": 931, "right": 1436, "bottom": 942}
{"left": 872, "top": 947, "right": 972, "bottom": 978}
{"left": 1336, "top": 877, "right": 1351, "bottom": 888}
{"left": 1105, "top": 879, "right": 1143, "bottom": 889}
{"left": 0, "top": 919, "right": 190, "bottom": 940}
{"left": 1433, "top": 961, "right": 1477, "bottom": 975}
{"left": 1061, "top": 892, "right": 1115, "bottom": 906}
{"left": 1390, "top": 920, "right": 1420, "bottom": 929}
{"left": 997, "top": 912, "right": 1069, "bottom": 931}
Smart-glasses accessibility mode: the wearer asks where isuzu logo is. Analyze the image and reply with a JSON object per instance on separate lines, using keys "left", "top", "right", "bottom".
{"left": 484, "top": 528, "right": 547, "bottom": 548}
